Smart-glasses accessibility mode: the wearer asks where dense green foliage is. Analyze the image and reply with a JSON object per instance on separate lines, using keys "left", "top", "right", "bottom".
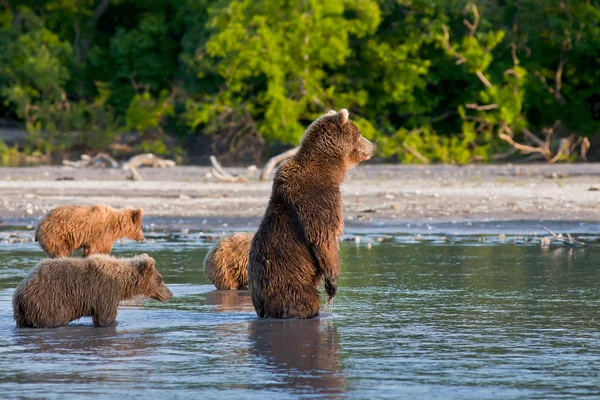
{"left": 0, "top": 0, "right": 598, "bottom": 163}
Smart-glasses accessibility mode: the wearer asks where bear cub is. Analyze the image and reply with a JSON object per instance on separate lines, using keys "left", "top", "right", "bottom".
{"left": 203, "top": 232, "right": 253, "bottom": 290}
{"left": 13, "top": 254, "right": 172, "bottom": 328}
{"left": 248, "top": 109, "right": 375, "bottom": 319}
{"left": 35, "top": 204, "right": 145, "bottom": 258}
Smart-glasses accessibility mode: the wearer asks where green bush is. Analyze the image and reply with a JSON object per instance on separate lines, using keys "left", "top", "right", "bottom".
{"left": 0, "top": 0, "right": 597, "bottom": 163}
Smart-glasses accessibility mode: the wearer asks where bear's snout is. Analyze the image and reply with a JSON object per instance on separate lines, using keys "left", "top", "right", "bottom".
{"left": 155, "top": 286, "right": 173, "bottom": 302}
{"left": 130, "top": 231, "right": 145, "bottom": 242}
{"left": 359, "top": 136, "right": 376, "bottom": 160}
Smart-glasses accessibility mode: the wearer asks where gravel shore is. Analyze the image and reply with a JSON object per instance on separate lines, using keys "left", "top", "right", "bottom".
{"left": 1, "top": 164, "right": 599, "bottom": 232}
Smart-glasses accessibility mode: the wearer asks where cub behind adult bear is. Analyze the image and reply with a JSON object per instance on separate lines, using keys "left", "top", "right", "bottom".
{"left": 35, "top": 204, "right": 145, "bottom": 258}
{"left": 204, "top": 232, "right": 252, "bottom": 290}
{"left": 248, "top": 109, "right": 375, "bottom": 319}
{"left": 13, "top": 254, "right": 172, "bottom": 328}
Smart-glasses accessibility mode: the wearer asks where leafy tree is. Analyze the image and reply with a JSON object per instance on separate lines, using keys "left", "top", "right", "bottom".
{"left": 0, "top": 0, "right": 598, "bottom": 164}
{"left": 184, "top": 0, "right": 381, "bottom": 152}
{"left": 0, "top": 6, "right": 73, "bottom": 152}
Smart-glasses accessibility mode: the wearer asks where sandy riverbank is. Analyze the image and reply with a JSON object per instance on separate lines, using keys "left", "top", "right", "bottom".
{"left": 1, "top": 164, "right": 599, "bottom": 232}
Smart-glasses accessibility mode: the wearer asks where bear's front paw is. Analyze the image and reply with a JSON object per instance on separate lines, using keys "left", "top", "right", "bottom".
{"left": 325, "top": 279, "right": 337, "bottom": 300}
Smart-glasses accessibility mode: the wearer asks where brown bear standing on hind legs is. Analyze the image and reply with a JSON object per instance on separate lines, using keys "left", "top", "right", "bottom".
{"left": 248, "top": 109, "right": 376, "bottom": 319}
{"left": 35, "top": 204, "right": 145, "bottom": 258}
{"left": 13, "top": 253, "right": 172, "bottom": 328}
{"left": 204, "top": 232, "right": 253, "bottom": 290}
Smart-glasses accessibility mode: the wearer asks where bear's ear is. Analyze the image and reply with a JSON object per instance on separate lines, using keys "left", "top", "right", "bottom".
{"left": 131, "top": 209, "right": 143, "bottom": 224}
{"left": 137, "top": 254, "right": 154, "bottom": 273}
{"left": 336, "top": 109, "right": 349, "bottom": 126}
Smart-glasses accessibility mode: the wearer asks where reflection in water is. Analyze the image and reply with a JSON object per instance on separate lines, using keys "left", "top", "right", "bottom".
{"left": 2, "top": 239, "right": 600, "bottom": 398}
{"left": 248, "top": 317, "right": 346, "bottom": 397}
{"left": 7, "top": 324, "right": 158, "bottom": 391}
{"left": 13, "top": 324, "right": 154, "bottom": 357}
{"left": 205, "top": 289, "right": 255, "bottom": 313}
{"left": 206, "top": 290, "right": 346, "bottom": 395}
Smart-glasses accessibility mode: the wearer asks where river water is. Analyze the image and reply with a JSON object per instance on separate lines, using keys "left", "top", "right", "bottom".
{"left": 0, "top": 224, "right": 599, "bottom": 399}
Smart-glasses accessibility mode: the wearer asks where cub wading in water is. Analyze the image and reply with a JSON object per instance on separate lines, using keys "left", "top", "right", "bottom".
{"left": 13, "top": 254, "right": 172, "bottom": 328}
{"left": 248, "top": 109, "right": 376, "bottom": 319}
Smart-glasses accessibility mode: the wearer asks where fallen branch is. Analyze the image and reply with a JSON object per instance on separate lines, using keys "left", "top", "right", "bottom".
{"left": 64, "top": 152, "right": 176, "bottom": 182}
{"left": 580, "top": 137, "right": 590, "bottom": 162}
{"left": 498, "top": 132, "right": 551, "bottom": 157}
{"left": 211, "top": 169, "right": 247, "bottom": 183}
{"left": 63, "top": 152, "right": 118, "bottom": 168}
{"left": 259, "top": 147, "right": 299, "bottom": 181}
{"left": 124, "top": 153, "right": 175, "bottom": 169}
{"left": 538, "top": 225, "right": 585, "bottom": 247}
{"left": 122, "top": 153, "right": 175, "bottom": 181}
{"left": 570, "top": 136, "right": 583, "bottom": 155}
{"left": 402, "top": 143, "right": 429, "bottom": 163}
{"left": 209, "top": 155, "right": 247, "bottom": 183}
{"left": 490, "top": 147, "right": 518, "bottom": 161}
{"left": 128, "top": 167, "right": 144, "bottom": 181}
{"left": 522, "top": 128, "right": 548, "bottom": 148}
{"left": 548, "top": 138, "right": 571, "bottom": 164}
{"left": 522, "top": 153, "right": 547, "bottom": 162}
{"left": 209, "top": 155, "right": 232, "bottom": 178}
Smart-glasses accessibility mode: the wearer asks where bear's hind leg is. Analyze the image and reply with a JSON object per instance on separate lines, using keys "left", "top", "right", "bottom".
{"left": 250, "top": 294, "right": 266, "bottom": 318}
{"left": 48, "top": 243, "right": 71, "bottom": 258}
{"left": 267, "top": 286, "right": 320, "bottom": 319}
{"left": 81, "top": 246, "right": 94, "bottom": 257}
{"left": 13, "top": 308, "right": 33, "bottom": 328}
{"left": 92, "top": 309, "right": 117, "bottom": 327}
{"left": 54, "top": 250, "right": 71, "bottom": 258}
{"left": 84, "top": 243, "right": 114, "bottom": 257}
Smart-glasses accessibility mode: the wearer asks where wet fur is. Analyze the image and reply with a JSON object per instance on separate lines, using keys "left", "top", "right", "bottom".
{"left": 248, "top": 109, "right": 375, "bottom": 319}
{"left": 35, "top": 204, "right": 145, "bottom": 258}
{"left": 13, "top": 254, "right": 172, "bottom": 328}
{"left": 204, "top": 232, "right": 253, "bottom": 290}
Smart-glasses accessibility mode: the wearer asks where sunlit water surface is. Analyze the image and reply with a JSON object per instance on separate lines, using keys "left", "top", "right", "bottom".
{"left": 1, "top": 226, "right": 599, "bottom": 399}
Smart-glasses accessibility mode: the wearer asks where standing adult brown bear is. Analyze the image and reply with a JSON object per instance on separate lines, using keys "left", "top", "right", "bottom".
{"left": 248, "top": 109, "right": 375, "bottom": 319}
{"left": 35, "top": 204, "right": 145, "bottom": 258}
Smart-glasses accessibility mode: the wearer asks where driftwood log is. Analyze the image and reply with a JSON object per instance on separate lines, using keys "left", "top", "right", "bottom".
{"left": 62, "top": 152, "right": 118, "bottom": 168}
{"left": 209, "top": 147, "right": 299, "bottom": 183}
{"left": 63, "top": 152, "right": 175, "bottom": 181}
{"left": 122, "top": 153, "right": 176, "bottom": 181}
{"left": 123, "top": 153, "right": 176, "bottom": 169}
{"left": 259, "top": 147, "right": 299, "bottom": 181}
{"left": 538, "top": 225, "right": 585, "bottom": 247}
{"left": 209, "top": 156, "right": 247, "bottom": 183}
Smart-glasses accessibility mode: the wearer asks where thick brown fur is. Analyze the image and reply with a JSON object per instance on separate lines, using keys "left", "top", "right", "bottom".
{"left": 203, "top": 232, "right": 253, "bottom": 290}
{"left": 35, "top": 204, "right": 145, "bottom": 258}
{"left": 248, "top": 109, "right": 376, "bottom": 319}
{"left": 13, "top": 254, "right": 172, "bottom": 328}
